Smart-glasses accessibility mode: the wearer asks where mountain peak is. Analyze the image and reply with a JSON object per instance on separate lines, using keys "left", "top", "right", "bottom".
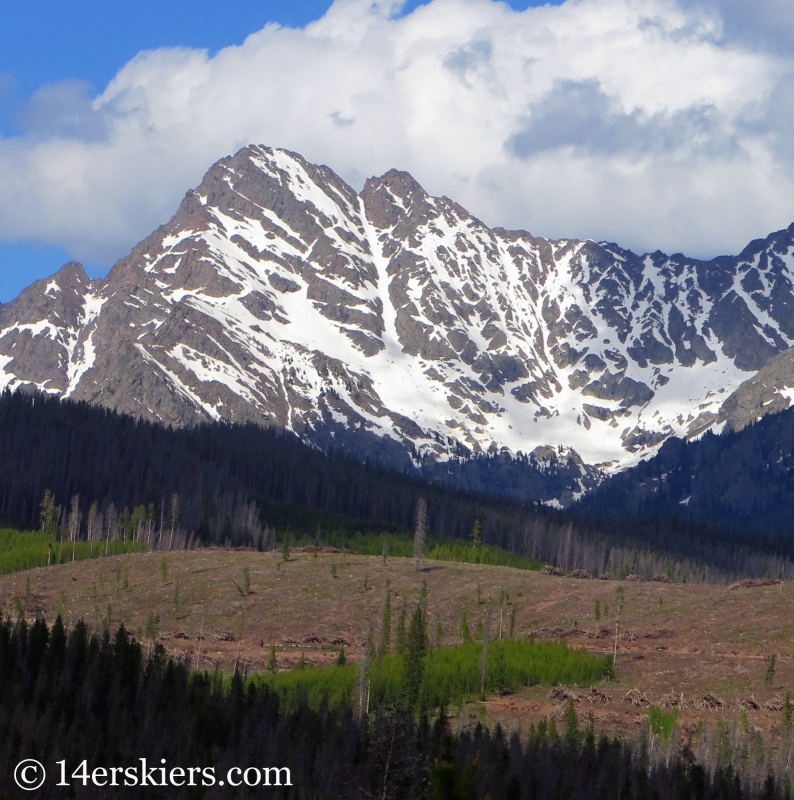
{"left": 3, "top": 143, "right": 794, "bottom": 504}
{"left": 361, "top": 168, "right": 431, "bottom": 229}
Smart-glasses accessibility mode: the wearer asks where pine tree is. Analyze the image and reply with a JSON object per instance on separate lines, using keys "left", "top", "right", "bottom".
{"left": 395, "top": 603, "right": 407, "bottom": 654}
{"left": 267, "top": 644, "right": 277, "bottom": 673}
{"left": 458, "top": 610, "right": 471, "bottom": 643}
{"left": 492, "top": 642, "right": 507, "bottom": 693}
{"left": 404, "top": 604, "right": 428, "bottom": 708}
{"left": 564, "top": 699, "right": 580, "bottom": 748}
{"left": 40, "top": 490, "right": 57, "bottom": 537}
{"left": 234, "top": 566, "right": 251, "bottom": 596}
{"left": 765, "top": 653, "right": 777, "bottom": 686}
{"left": 472, "top": 519, "right": 482, "bottom": 548}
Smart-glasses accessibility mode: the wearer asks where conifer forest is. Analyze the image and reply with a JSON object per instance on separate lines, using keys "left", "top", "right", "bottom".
{"left": 3, "top": 390, "right": 794, "bottom": 798}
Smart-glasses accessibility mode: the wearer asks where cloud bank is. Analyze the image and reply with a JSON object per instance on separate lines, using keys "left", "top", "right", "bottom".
{"left": 2, "top": 0, "right": 794, "bottom": 266}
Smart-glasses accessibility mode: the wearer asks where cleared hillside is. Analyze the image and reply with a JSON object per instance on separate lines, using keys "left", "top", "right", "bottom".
{"left": 2, "top": 549, "right": 792, "bottom": 738}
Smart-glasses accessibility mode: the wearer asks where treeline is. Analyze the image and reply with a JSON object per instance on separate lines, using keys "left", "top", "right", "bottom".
{"left": 0, "top": 615, "right": 782, "bottom": 799}
{"left": 0, "top": 390, "right": 536, "bottom": 545}
{"left": 2, "top": 390, "right": 794, "bottom": 582}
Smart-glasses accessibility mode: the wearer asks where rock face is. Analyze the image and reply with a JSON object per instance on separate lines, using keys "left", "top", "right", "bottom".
{"left": 718, "top": 347, "right": 794, "bottom": 432}
{"left": 3, "top": 144, "right": 794, "bottom": 497}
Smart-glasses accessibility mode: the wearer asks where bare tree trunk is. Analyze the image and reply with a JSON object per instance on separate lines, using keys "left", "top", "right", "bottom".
{"left": 196, "top": 620, "right": 203, "bottom": 670}
{"left": 413, "top": 497, "right": 427, "bottom": 572}
{"left": 613, "top": 613, "right": 620, "bottom": 666}
{"left": 480, "top": 608, "right": 491, "bottom": 695}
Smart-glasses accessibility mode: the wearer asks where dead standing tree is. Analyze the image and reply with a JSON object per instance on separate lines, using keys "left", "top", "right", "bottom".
{"left": 613, "top": 585, "right": 626, "bottom": 666}
{"left": 413, "top": 497, "right": 427, "bottom": 572}
{"left": 480, "top": 608, "right": 491, "bottom": 697}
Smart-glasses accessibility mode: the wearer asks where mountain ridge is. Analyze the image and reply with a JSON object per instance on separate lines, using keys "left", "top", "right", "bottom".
{"left": 3, "top": 144, "right": 794, "bottom": 503}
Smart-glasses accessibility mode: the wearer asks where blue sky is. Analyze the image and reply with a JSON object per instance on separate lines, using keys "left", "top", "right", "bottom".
{"left": 1, "top": 0, "right": 793, "bottom": 304}
{"left": 0, "top": 0, "right": 553, "bottom": 302}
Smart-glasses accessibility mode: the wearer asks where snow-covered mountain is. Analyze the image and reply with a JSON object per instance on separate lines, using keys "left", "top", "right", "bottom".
{"left": 3, "top": 144, "right": 794, "bottom": 494}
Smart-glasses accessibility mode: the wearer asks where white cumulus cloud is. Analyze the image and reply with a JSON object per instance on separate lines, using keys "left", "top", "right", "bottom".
{"left": 2, "top": 0, "right": 794, "bottom": 265}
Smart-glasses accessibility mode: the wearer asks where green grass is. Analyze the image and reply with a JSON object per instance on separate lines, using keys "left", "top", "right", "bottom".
{"left": 0, "top": 528, "right": 146, "bottom": 575}
{"left": 289, "top": 530, "right": 544, "bottom": 571}
{"left": 258, "top": 639, "right": 612, "bottom": 712}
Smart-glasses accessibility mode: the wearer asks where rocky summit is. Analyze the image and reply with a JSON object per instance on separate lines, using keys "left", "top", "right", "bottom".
{"left": 2, "top": 144, "right": 794, "bottom": 499}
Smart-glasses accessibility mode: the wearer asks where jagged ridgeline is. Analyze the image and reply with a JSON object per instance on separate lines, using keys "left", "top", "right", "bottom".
{"left": 6, "top": 144, "right": 794, "bottom": 509}
{"left": 1, "top": 390, "right": 793, "bottom": 580}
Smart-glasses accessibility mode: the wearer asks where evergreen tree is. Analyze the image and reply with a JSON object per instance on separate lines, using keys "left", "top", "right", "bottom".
{"left": 395, "top": 603, "right": 408, "bottom": 655}
{"left": 471, "top": 518, "right": 482, "bottom": 548}
{"left": 492, "top": 642, "right": 507, "bottom": 693}
{"left": 458, "top": 610, "right": 471, "bottom": 643}
{"left": 39, "top": 490, "right": 57, "bottom": 537}
{"left": 564, "top": 699, "right": 580, "bottom": 749}
{"left": 765, "top": 653, "right": 777, "bottom": 685}
{"left": 403, "top": 604, "right": 428, "bottom": 708}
